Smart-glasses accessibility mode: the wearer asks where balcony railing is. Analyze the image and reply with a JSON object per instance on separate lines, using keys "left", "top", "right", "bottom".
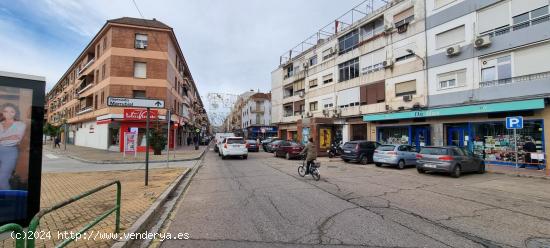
{"left": 76, "top": 106, "right": 93, "bottom": 115}
{"left": 479, "top": 71, "right": 550, "bottom": 88}
{"left": 77, "top": 82, "right": 93, "bottom": 94}
{"left": 77, "top": 58, "right": 95, "bottom": 76}
{"left": 481, "top": 14, "right": 550, "bottom": 38}
{"left": 251, "top": 106, "right": 265, "bottom": 113}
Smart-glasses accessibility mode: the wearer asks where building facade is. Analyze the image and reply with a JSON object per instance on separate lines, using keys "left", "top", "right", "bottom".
{"left": 272, "top": 0, "right": 427, "bottom": 153}
{"left": 241, "top": 92, "right": 277, "bottom": 139}
{"left": 46, "top": 17, "right": 208, "bottom": 152}
{"left": 272, "top": 0, "right": 550, "bottom": 168}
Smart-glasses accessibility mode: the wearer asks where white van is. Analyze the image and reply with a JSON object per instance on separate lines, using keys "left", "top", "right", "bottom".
{"left": 214, "top": 132, "right": 235, "bottom": 152}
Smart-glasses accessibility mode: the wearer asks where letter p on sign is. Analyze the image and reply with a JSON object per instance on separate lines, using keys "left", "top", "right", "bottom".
{"left": 506, "top": 116, "right": 523, "bottom": 129}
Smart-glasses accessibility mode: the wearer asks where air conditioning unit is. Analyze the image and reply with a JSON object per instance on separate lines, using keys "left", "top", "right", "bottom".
{"left": 298, "top": 91, "right": 305, "bottom": 98}
{"left": 446, "top": 45, "right": 461, "bottom": 56}
{"left": 384, "top": 24, "right": 394, "bottom": 33}
{"left": 303, "top": 62, "right": 309, "bottom": 69}
{"left": 403, "top": 94, "right": 413, "bottom": 102}
{"left": 383, "top": 59, "right": 394, "bottom": 68}
{"left": 474, "top": 35, "right": 492, "bottom": 48}
{"left": 306, "top": 112, "right": 313, "bottom": 117}
{"left": 322, "top": 109, "right": 329, "bottom": 116}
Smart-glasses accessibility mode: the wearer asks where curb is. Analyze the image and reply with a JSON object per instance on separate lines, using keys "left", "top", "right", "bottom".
{"left": 110, "top": 145, "right": 208, "bottom": 248}
{"left": 44, "top": 146, "right": 209, "bottom": 164}
{"left": 486, "top": 170, "right": 549, "bottom": 180}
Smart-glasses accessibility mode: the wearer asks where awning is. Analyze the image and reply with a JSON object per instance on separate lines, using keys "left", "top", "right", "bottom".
{"left": 363, "top": 99, "right": 545, "bottom": 122}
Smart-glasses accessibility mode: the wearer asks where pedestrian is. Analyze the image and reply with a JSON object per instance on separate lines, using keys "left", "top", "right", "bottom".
{"left": 193, "top": 136, "right": 198, "bottom": 145}
{"left": 0, "top": 103, "right": 26, "bottom": 190}
{"left": 522, "top": 137, "right": 537, "bottom": 169}
{"left": 54, "top": 136, "right": 61, "bottom": 148}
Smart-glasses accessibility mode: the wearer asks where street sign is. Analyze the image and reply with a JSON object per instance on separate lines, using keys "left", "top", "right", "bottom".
{"left": 506, "top": 116, "right": 523, "bottom": 129}
{"left": 107, "top": 97, "right": 164, "bottom": 108}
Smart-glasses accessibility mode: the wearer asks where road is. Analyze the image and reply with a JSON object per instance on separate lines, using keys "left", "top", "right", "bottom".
{"left": 162, "top": 151, "right": 550, "bottom": 248}
{"left": 42, "top": 151, "right": 195, "bottom": 172}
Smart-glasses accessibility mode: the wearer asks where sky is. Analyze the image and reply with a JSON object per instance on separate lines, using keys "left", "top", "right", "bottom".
{"left": 0, "top": 0, "right": 369, "bottom": 123}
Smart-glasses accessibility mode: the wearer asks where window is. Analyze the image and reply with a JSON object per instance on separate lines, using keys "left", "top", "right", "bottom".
{"left": 133, "top": 90, "right": 146, "bottom": 98}
{"left": 513, "top": 6, "right": 549, "bottom": 30}
{"left": 338, "top": 58, "right": 359, "bottom": 82}
{"left": 293, "top": 80, "right": 305, "bottom": 92}
{"left": 435, "top": 0, "right": 457, "bottom": 9}
{"left": 309, "top": 55, "right": 318, "bottom": 66}
{"left": 338, "top": 29, "right": 359, "bottom": 54}
{"left": 101, "top": 91, "right": 105, "bottom": 105}
{"left": 394, "top": 43, "right": 416, "bottom": 62}
{"left": 322, "top": 48, "right": 334, "bottom": 60}
{"left": 309, "top": 101, "right": 318, "bottom": 111}
{"left": 395, "top": 80, "right": 416, "bottom": 96}
{"left": 134, "top": 62, "right": 147, "bottom": 78}
{"left": 321, "top": 98, "right": 334, "bottom": 109}
{"left": 478, "top": 1, "right": 510, "bottom": 35}
{"left": 135, "top": 34, "right": 148, "bottom": 49}
{"left": 360, "top": 81, "right": 385, "bottom": 105}
{"left": 481, "top": 55, "right": 511, "bottom": 82}
{"left": 337, "top": 87, "right": 360, "bottom": 108}
{"left": 103, "top": 37, "right": 107, "bottom": 49}
{"left": 323, "top": 74, "right": 333, "bottom": 84}
{"left": 101, "top": 64, "right": 106, "bottom": 80}
{"left": 361, "top": 17, "right": 384, "bottom": 40}
{"left": 435, "top": 25, "right": 465, "bottom": 49}
{"left": 394, "top": 7, "right": 414, "bottom": 27}
{"left": 361, "top": 48, "right": 385, "bottom": 74}
{"left": 309, "top": 79, "right": 318, "bottom": 88}
{"left": 437, "top": 69, "right": 466, "bottom": 90}
{"left": 285, "top": 63, "right": 294, "bottom": 78}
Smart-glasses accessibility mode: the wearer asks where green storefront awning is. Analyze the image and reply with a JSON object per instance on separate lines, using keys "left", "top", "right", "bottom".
{"left": 363, "top": 99, "right": 545, "bottom": 122}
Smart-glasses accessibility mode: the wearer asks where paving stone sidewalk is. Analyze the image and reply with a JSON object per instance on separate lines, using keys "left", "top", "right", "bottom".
{"left": 43, "top": 143, "right": 208, "bottom": 164}
{"left": 1, "top": 168, "right": 187, "bottom": 248}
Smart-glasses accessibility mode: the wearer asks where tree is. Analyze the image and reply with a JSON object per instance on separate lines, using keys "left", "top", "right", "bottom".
{"left": 148, "top": 118, "right": 167, "bottom": 155}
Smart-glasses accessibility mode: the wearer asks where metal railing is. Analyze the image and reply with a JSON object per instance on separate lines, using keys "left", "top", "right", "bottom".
{"left": 0, "top": 223, "right": 25, "bottom": 248}
{"left": 479, "top": 71, "right": 550, "bottom": 88}
{"left": 481, "top": 14, "right": 549, "bottom": 38}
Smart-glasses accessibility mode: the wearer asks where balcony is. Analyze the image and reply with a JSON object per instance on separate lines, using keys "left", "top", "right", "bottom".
{"left": 77, "top": 58, "right": 95, "bottom": 79}
{"left": 251, "top": 106, "right": 265, "bottom": 113}
{"left": 283, "top": 70, "right": 306, "bottom": 84}
{"left": 76, "top": 106, "right": 93, "bottom": 115}
{"left": 479, "top": 71, "right": 550, "bottom": 88}
{"left": 481, "top": 14, "right": 549, "bottom": 38}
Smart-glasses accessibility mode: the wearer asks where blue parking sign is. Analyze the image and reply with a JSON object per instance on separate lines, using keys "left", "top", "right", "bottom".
{"left": 506, "top": 116, "right": 523, "bottom": 129}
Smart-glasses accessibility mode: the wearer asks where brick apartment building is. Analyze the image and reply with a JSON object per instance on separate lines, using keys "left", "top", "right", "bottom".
{"left": 46, "top": 17, "right": 208, "bottom": 152}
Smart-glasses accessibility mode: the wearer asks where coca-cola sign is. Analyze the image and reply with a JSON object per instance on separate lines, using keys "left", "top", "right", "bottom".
{"left": 124, "top": 109, "right": 159, "bottom": 120}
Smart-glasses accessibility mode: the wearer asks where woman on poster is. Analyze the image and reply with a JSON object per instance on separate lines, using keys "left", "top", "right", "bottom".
{"left": 0, "top": 103, "right": 26, "bottom": 190}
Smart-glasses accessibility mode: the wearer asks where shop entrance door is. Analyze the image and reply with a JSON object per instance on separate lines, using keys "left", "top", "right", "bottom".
{"left": 413, "top": 127, "right": 429, "bottom": 150}
{"left": 447, "top": 127, "right": 467, "bottom": 147}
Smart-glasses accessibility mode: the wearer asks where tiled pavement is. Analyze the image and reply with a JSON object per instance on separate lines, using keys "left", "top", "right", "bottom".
{"left": 2, "top": 168, "right": 187, "bottom": 248}
{"left": 43, "top": 143, "right": 206, "bottom": 163}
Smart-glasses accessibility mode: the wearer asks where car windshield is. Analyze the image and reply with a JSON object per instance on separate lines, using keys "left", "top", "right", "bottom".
{"left": 227, "top": 139, "right": 245, "bottom": 144}
{"left": 343, "top": 142, "right": 357, "bottom": 149}
{"left": 377, "top": 145, "right": 396, "bottom": 151}
{"left": 420, "top": 147, "right": 448, "bottom": 155}
{"left": 247, "top": 140, "right": 257, "bottom": 144}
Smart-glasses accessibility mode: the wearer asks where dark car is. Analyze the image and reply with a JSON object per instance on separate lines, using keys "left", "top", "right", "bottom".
{"left": 266, "top": 140, "right": 283, "bottom": 153}
{"left": 274, "top": 141, "right": 304, "bottom": 160}
{"left": 416, "top": 146, "right": 485, "bottom": 178}
{"left": 261, "top": 138, "right": 279, "bottom": 151}
{"left": 246, "top": 139, "right": 260, "bottom": 152}
{"left": 341, "top": 140, "right": 380, "bottom": 165}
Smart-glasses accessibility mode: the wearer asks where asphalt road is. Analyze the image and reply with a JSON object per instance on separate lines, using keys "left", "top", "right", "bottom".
{"left": 162, "top": 151, "right": 550, "bottom": 248}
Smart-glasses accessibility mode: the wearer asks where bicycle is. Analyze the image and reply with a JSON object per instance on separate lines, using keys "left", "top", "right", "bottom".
{"left": 298, "top": 157, "right": 320, "bottom": 181}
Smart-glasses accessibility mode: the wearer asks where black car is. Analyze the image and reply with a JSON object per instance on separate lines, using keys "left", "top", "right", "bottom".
{"left": 246, "top": 140, "right": 260, "bottom": 152}
{"left": 341, "top": 140, "right": 380, "bottom": 165}
{"left": 261, "top": 138, "right": 279, "bottom": 151}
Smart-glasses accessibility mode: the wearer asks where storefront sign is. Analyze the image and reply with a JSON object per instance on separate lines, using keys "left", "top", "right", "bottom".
{"left": 0, "top": 71, "right": 45, "bottom": 226}
{"left": 363, "top": 99, "right": 545, "bottom": 122}
{"left": 123, "top": 109, "right": 159, "bottom": 120}
{"left": 107, "top": 97, "right": 164, "bottom": 108}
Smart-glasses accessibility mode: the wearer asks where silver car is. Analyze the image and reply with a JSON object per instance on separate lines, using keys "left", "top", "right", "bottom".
{"left": 373, "top": 144, "right": 418, "bottom": 169}
{"left": 416, "top": 146, "right": 485, "bottom": 178}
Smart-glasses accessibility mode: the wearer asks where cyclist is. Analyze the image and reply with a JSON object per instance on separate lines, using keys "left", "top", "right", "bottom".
{"left": 300, "top": 137, "right": 318, "bottom": 174}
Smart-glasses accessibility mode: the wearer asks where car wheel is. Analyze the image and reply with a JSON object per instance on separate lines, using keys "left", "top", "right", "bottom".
{"left": 221, "top": 155, "right": 226, "bottom": 160}
{"left": 451, "top": 165, "right": 461, "bottom": 178}
{"left": 375, "top": 163, "right": 382, "bottom": 167}
{"left": 285, "top": 153, "right": 291, "bottom": 160}
{"left": 343, "top": 159, "right": 349, "bottom": 163}
{"left": 477, "top": 162, "right": 485, "bottom": 174}
{"left": 328, "top": 152, "right": 334, "bottom": 158}
{"left": 417, "top": 167, "right": 425, "bottom": 174}
{"left": 397, "top": 160, "right": 405, "bottom": 170}
{"left": 360, "top": 155, "right": 368, "bottom": 165}
{"left": 244, "top": 155, "right": 248, "bottom": 160}
{"left": 218, "top": 151, "right": 221, "bottom": 157}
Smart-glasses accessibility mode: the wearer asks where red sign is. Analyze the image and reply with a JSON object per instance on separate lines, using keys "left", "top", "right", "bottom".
{"left": 124, "top": 109, "right": 159, "bottom": 120}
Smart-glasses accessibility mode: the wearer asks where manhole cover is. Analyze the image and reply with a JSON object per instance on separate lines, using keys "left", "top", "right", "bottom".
{"left": 526, "top": 238, "right": 550, "bottom": 248}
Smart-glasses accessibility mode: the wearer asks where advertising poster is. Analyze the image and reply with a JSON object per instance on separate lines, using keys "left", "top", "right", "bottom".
{"left": 302, "top": 127, "right": 310, "bottom": 145}
{"left": 0, "top": 72, "right": 45, "bottom": 226}
{"left": 319, "top": 128, "right": 331, "bottom": 150}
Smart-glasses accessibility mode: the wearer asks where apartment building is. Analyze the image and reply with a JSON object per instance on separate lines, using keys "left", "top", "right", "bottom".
{"left": 241, "top": 92, "right": 277, "bottom": 139}
{"left": 364, "top": 0, "right": 550, "bottom": 168}
{"left": 272, "top": 0, "right": 427, "bottom": 154}
{"left": 46, "top": 17, "right": 208, "bottom": 152}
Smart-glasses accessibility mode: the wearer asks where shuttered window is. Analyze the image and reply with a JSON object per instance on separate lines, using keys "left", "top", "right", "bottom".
{"left": 435, "top": 25, "right": 465, "bottom": 49}
{"left": 337, "top": 87, "right": 360, "bottom": 108}
{"left": 437, "top": 69, "right": 466, "bottom": 90}
{"left": 323, "top": 74, "right": 333, "bottom": 84}
{"left": 478, "top": 1, "right": 510, "bottom": 34}
{"left": 360, "top": 81, "right": 385, "bottom": 105}
{"left": 511, "top": 0, "right": 548, "bottom": 16}
{"left": 395, "top": 80, "right": 416, "bottom": 96}
{"left": 394, "top": 7, "right": 414, "bottom": 23}
{"left": 435, "top": 0, "right": 456, "bottom": 9}
{"left": 134, "top": 62, "right": 147, "bottom": 78}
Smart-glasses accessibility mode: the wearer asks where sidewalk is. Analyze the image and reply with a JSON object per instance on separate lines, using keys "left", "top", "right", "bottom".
{"left": 44, "top": 143, "right": 208, "bottom": 164}
{"left": 487, "top": 163, "right": 549, "bottom": 179}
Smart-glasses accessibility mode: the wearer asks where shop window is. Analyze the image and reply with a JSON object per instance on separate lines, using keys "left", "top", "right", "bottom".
{"left": 395, "top": 80, "right": 416, "bottom": 97}
{"left": 378, "top": 126, "right": 409, "bottom": 145}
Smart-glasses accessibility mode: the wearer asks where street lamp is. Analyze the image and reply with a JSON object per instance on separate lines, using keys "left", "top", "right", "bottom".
{"left": 406, "top": 49, "right": 425, "bottom": 66}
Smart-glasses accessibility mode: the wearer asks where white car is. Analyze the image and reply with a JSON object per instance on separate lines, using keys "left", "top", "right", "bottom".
{"left": 214, "top": 132, "right": 235, "bottom": 153}
{"left": 219, "top": 137, "right": 248, "bottom": 159}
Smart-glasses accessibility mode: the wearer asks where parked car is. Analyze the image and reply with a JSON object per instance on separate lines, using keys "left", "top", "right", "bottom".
{"left": 219, "top": 137, "right": 248, "bottom": 159}
{"left": 266, "top": 140, "right": 283, "bottom": 153}
{"left": 341, "top": 140, "right": 380, "bottom": 165}
{"left": 200, "top": 136, "right": 211, "bottom": 145}
{"left": 246, "top": 139, "right": 260, "bottom": 152}
{"left": 416, "top": 146, "right": 485, "bottom": 178}
{"left": 274, "top": 141, "right": 304, "bottom": 159}
{"left": 261, "top": 138, "right": 279, "bottom": 151}
{"left": 214, "top": 132, "right": 235, "bottom": 152}
{"left": 373, "top": 144, "right": 418, "bottom": 169}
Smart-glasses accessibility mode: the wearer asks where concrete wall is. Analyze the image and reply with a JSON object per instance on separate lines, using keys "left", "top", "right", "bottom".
{"left": 75, "top": 120, "right": 109, "bottom": 150}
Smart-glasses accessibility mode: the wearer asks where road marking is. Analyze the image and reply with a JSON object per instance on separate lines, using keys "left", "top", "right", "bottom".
{"left": 45, "top": 153, "right": 59, "bottom": 159}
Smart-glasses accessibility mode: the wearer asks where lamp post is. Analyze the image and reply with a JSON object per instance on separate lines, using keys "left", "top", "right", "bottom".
{"left": 406, "top": 49, "right": 425, "bottom": 66}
